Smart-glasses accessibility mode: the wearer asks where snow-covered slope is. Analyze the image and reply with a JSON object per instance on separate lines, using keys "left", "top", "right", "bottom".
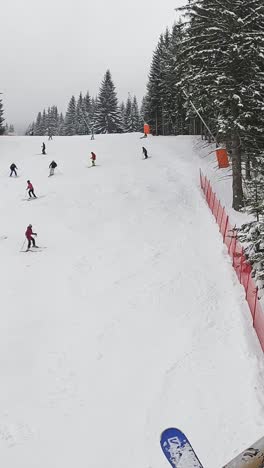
{"left": 0, "top": 134, "right": 263, "bottom": 468}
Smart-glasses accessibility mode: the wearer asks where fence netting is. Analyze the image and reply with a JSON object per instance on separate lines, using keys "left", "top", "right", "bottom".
{"left": 200, "top": 170, "right": 264, "bottom": 351}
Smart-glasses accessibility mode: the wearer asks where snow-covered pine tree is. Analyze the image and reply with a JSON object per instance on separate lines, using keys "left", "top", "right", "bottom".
{"left": 48, "top": 106, "right": 59, "bottom": 136}
{"left": 131, "top": 96, "right": 141, "bottom": 132}
{"left": 82, "top": 91, "right": 92, "bottom": 134}
{"left": 64, "top": 96, "right": 77, "bottom": 135}
{"left": 89, "top": 96, "right": 97, "bottom": 133}
{"left": 165, "top": 21, "right": 188, "bottom": 135}
{"left": 120, "top": 101, "right": 126, "bottom": 130}
{"left": 25, "top": 122, "right": 35, "bottom": 135}
{"left": 58, "top": 113, "right": 65, "bottom": 135}
{"left": 124, "top": 96, "right": 133, "bottom": 132}
{"left": 94, "top": 70, "right": 123, "bottom": 133}
{"left": 179, "top": 0, "right": 264, "bottom": 210}
{"left": 42, "top": 109, "right": 47, "bottom": 135}
{"left": 34, "top": 112, "right": 42, "bottom": 135}
{"left": 145, "top": 34, "right": 165, "bottom": 135}
{"left": 76, "top": 93, "right": 87, "bottom": 135}
{"left": 140, "top": 96, "right": 147, "bottom": 129}
{"left": 237, "top": 221, "right": 264, "bottom": 288}
{"left": 0, "top": 98, "right": 5, "bottom": 135}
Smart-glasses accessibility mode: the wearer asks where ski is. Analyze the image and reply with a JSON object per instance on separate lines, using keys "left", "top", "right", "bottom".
{"left": 20, "top": 246, "right": 46, "bottom": 253}
{"left": 223, "top": 435, "right": 264, "bottom": 467}
{"left": 160, "top": 428, "right": 203, "bottom": 468}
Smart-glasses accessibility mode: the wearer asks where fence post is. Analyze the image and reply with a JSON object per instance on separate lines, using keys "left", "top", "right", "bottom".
{"left": 253, "top": 287, "right": 258, "bottom": 327}
{"left": 206, "top": 181, "right": 211, "bottom": 200}
{"left": 199, "top": 169, "right": 202, "bottom": 189}
{"left": 204, "top": 177, "right": 208, "bottom": 196}
{"left": 216, "top": 199, "right": 220, "bottom": 223}
{"left": 212, "top": 193, "right": 216, "bottom": 215}
{"left": 231, "top": 235, "right": 237, "bottom": 263}
{"left": 223, "top": 214, "right": 229, "bottom": 243}
{"left": 245, "top": 267, "right": 251, "bottom": 300}
{"left": 219, "top": 207, "right": 225, "bottom": 235}
{"left": 239, "top": 248, "right": 244, "bottom": 282}
{"left": 208, "top": 185, "right": 212, "bottom": 207}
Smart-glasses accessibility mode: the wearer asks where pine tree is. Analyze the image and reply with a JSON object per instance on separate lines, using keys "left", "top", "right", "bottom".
{"left": 145, "top": 34, "right": 166, "bottom": 135}
{"left": 58, "top": 113, "right": 65, "bottom": 135}
{"left": 48, "top": 106, "right": 59, "bottom": 136}
{"left": 35, "top": 112, "right": 42, "bottom": 135}
{"left": 120, "top": 101, "right": 126, "bottom": 129}
{"left": 94, "top": 70, "right": 123, "bottom": 133}
{"left": 131, "top": 96, "right": 142, "bottom": 132}
{"left": 179, "top": 0, "right": 264, "bottom": 210}
{"left": 42, "top": 109, "right": 47, "bottom": 135}
{"left": 64, "top": 96, "right": 77, "bottom": 135}
{"left": 124, "top": 96, "right": 133, "bottom": 132}
{"left": 0, "top": 98, "right": 5, "bottom": 135}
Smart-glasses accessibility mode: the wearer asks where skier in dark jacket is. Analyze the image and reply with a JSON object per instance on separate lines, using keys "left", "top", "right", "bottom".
{"left": 142, "top": 147, "right": 148, "bottom": 159}
{"left": 25, "top": 224, "right": 38, "bottom": 251}
{"left": 42, "top": 142, "right": 46, "bottom": 155}
{"left": 10, "top": 163, "right": 18, "bottom": 177}
{"left": 49, "top": 160, "right": 57, "bottom": 176}
{"left": 26, "top": 180, "right": 37, "bottom": 198}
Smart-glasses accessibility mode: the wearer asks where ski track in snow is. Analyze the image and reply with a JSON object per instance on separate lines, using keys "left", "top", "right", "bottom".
{"left": 0, "top": 134, "right": 264, "bottom": 468}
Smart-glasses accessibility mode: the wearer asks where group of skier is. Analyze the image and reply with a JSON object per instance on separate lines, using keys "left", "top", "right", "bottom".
{"left": 13, "top": 141, "right": 147, "bottom": 251}
{"left": 10, "top": 160, "right": 58, "bottom": 179}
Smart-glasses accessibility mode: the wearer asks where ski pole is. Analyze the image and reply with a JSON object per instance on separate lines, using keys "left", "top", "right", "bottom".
{"left": 20, "top": 239, "right": 26, "bottom": 252}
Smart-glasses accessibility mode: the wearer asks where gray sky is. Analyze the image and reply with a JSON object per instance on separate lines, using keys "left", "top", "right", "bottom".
{"left": 1, "top": 0, "right": 185, "bottom": 133}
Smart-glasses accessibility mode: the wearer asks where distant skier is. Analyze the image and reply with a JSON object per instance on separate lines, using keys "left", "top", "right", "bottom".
{"left": 49, "top": 160, "right": 57, "bottom": 176}
{"left": 42, "top": 142, "right": 46, "bottom": 155}
{"left": 10, "top": 163, "right": 18, "bottom": 177}
{"left": 48, "top": 130, "right": 53, "bottom": 140}
{"left": 142, "top": 147, "right": 148, "bottom": 159}
{"left": 25, "top": 224, "right": 38, "bottom": 251}
{"left": 90, "top": 152, "right": 96, "bottom": 166}
{"left": 26, "top": 180, "right": 37, "bottom": 198}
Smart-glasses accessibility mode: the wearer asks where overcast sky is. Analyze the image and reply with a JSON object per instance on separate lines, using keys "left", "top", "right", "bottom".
{"left": 1, "top": 0, "right": 185, "bottom": 133}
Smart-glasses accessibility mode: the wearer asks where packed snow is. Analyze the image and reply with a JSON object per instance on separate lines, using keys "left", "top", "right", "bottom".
{"left": 0, "top": 134, "right": 264, "bottom": 468}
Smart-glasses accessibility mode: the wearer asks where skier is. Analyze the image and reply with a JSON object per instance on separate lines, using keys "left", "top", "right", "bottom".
{"left": 142, "top": 147, "right": 148, "bottom": 159}
{"left": 25, "top": 224, "right": 38, "bottom": 251}
{"left": 26, "top": 180, "right": 37, "bottom": 198}
{"left": 42, "top": 142, "right": 46, "bottom": 155}
{"left": 10, "top": 163, "right": 18, "bottom": 177}
{"left": 90, "top": 152, "right": 96, "bottom": 166}
{"left": 49, "top": 160, "right": 57, "bottom": 176}
{"left": 48, "top": 129, "right": 53, "bottom": 140}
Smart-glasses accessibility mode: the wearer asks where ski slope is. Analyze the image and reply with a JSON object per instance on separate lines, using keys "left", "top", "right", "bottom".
{"left": 0, "top": 134, "right": 264, "bottom": 468}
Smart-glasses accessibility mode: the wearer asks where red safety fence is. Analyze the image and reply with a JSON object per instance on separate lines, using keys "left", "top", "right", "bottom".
{"left": 200, "top": 169, "right": 264, "bottom": 352}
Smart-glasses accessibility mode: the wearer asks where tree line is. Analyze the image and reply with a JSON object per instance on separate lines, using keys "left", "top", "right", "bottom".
{"left": 143, "top": 0, "right": 264, "bottom": 286}
{"left": 26, "top": 70, "right": 144, "bottom": 137}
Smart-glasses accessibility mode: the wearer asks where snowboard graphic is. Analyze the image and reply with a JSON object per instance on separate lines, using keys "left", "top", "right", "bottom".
{"left": 223, "top": 436, "right": 264, "bottom": 467}
{"left": 160, "top": 428, "right": 203, "bottom": 468}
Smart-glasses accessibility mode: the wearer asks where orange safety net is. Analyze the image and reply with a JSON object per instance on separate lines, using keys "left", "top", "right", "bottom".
{"left": 200, "top": 169, "right": 264, "bottom": 352}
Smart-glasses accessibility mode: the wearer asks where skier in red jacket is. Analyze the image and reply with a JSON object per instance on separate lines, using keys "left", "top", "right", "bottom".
{"left": 90, "top": 152, "right": 96, "bottom": 166}
{"left": 25, "top": 224, "right": 38, "bottom": 250}
{"left": 27, "top": 180, "right": 37, "bottom": 198}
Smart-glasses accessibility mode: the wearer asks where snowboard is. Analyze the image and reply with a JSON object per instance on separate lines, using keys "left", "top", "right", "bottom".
{"left": 223, "top": 435, "right": 264, "bottom": 467}
{"left": 160, "top": 428, "right": 203, "bottom": 468}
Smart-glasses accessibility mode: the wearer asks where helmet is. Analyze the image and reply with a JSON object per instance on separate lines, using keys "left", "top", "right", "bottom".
{"left": 27, "top": 180, "right": 30, "bottom": 183}
{"left": 29, "top": 224, "right": 32, "bottom": 227}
